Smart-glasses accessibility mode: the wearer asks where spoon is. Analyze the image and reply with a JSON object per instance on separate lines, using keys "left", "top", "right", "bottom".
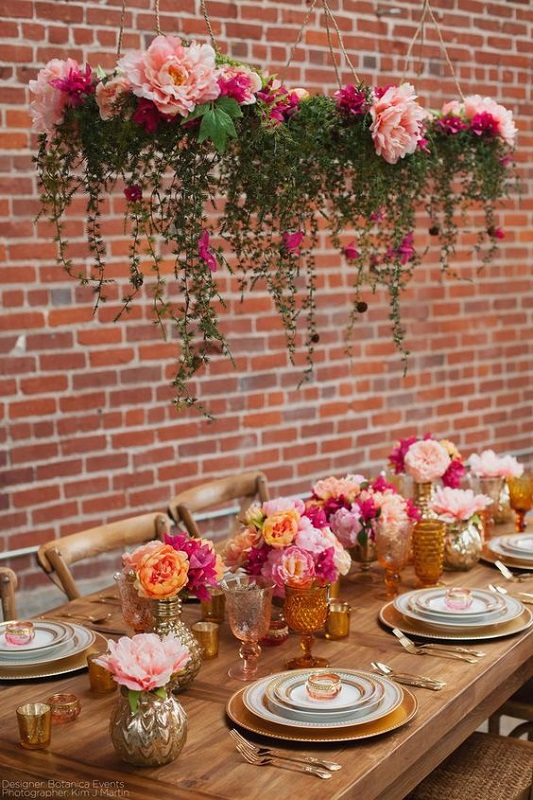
{"left": 371, "top": 661, "right": 446, "bottom": 690}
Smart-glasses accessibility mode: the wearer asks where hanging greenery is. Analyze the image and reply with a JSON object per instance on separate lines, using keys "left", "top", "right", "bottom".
{"left": 29, "top": 20, "right": 517, "bottom": 413}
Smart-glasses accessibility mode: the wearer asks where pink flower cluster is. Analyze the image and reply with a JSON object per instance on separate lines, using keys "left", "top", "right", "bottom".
{"left": 95, "top": 632, "right": 190, "bottom": 693}
{"left": 306, "top": 474, "right": 420, "bottom": 549}
{"left": 163, "top": 530, "right": 225, "bottom": 601}
{"left": 431, "top": 486, "right": 492, "bottom": 524}
{"left": 389, "top": 434, "right": 465, "bottom": 488}
{"left": 29, "top": 58, "right": 94, "bottom": 135}
{"left": 437, "top": 95, "right": 517, "bottom": 147}
{"left": 467, "top": 449, "right": 523, "bottom": 479}
{"left": 222, "top": 496, "right": 351, "bottom": 598}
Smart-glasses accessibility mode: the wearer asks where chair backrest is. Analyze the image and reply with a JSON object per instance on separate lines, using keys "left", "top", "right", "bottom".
{"left": 167, "top": 471, "right": 270, "bottom": 548}
{"left": 0, "top": 567, "right": 18, "bottom": 621}
{"left": 36, "top": 512, "right": 171, "bottom": 600}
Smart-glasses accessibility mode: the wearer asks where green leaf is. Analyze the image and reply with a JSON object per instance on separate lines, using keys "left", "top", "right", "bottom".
{"left": 197, "top": 108, "right": 237, "bottom": 153}
{"left": 215, "top": 96, "right": 243, "bottom": 120}
{"left": 127, "top": 689, "right": 141, "bottom": 714}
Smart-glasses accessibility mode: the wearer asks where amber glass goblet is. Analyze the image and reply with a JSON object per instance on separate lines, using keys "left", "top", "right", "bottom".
{"left": 222, "top": 575, "right": 274, "bottom": 681}
{"left": 283, "top": 583, "right": 329, "bottom": 670}
{"left": 506, "top": 473, "right": 533, "bottom": 533}
{"left": 412, "top": 520, "right": 446, "bottom": 587}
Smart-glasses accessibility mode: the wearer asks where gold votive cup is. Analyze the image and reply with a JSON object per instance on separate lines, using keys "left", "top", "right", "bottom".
{"left": 412, "top": 520, "right": 446, "bottom": 586}
{"left": 47, "top": 693, "right": 81, "bottom": 724}
{"left": 5, "top": 621, "right": 35, "bottom": 646}
{"left": 325, "top": 600, "right": 351, "bottom": 640}
{"left": 16, "top": 703, "right": 52, "bottom": 750}
{"left": 200, "top": 589, "right": 225, "bottom": 624}
{"left": 306, "top": 672, "right": 342, "bottom": 701}
{"left": 192, "top": 621, "right": 220, "bottom": 659}
{"left": 87, "top": 652, "right": 117, "bottom": 694}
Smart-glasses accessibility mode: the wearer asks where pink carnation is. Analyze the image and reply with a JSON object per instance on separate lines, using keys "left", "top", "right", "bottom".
{"left": 431, "top": 486, "right": 492, "bottom": 523}
{"left": 404, "top": 439, "right": 451, "bottom": 482}
{"left": 94, "top": 633, "right": 190, "bottom": 692}
{"left": 29, "top": 58, "right": 83, "bottom": 136}
{"left": 118, "top": 35, "right": 220, "bottom": 118}
{"left": 467, "top": 449, "right": 523, "bottom": 479}
{"left": 369, "top": 83, "right": 425, "bottom": 165}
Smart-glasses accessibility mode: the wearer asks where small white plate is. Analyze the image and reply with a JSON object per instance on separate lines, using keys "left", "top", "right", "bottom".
{"left": 500, "top": 534, "right": 533, "bottom": 556}
{"left": 0, "top": 623, "right": 94, "bottom": 667}
{"left": 272, "top": 670, "right": 381, "bottom": 712}
{"left": 0, "top": 620, "right": 71, "bottom": 656}
{"left": 394, "top": 591, "right": 523, "bottom": 628}
{"left": 411, "top": 588, "right": 505, "bottom": 619}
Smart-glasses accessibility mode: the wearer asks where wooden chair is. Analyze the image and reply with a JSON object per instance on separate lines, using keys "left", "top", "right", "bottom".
{"left": 167, "top": 471, "right": 270, "bottom": 550}
{"left": 488, "top": 679, "right": 533, "bottom": 741}
{"left": 405, "top": 731, "right": 533, "bottom": 800}
{"left": 36, "top": 512, "right": 171, "bottom": 600}
{"left": 0, "top": 567, "right": 18, "bottom": 621}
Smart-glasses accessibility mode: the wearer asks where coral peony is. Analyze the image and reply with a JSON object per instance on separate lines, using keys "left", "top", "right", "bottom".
{"left": 431, "top": 486, "right": 492, "bottom": 523}
{"left": 369, "top": 83, "right": 425, "bottom": 164}
{"left": 95, "top": 633, "right": 190, "bottom": 693}
{"left": 135, "top": 543, "right": 189, "bottom": 599}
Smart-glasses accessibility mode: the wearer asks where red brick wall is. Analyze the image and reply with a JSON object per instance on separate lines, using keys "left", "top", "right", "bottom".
{"left": 1, "top": 0, "right": 531, "bottom": 593}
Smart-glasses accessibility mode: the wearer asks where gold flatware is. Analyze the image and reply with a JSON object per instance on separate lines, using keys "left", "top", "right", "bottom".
{"left": 58, "top": 612, "right": 112, "bottom": 624}
{"left": 494, "top": 560, "right": 533, "bottom": 582}
{"left": 229, "top": 728, "right": 341, "bottom": 771}
{"left": 235, "top": 742, "right": 332, "bottom": 779}
{"left": 488, "top": 584, "right": 533, "bottom": 605}
{"left": 370, "top": 661, "right": 445, "bottom": 691}
{"left": 391, "top": 628, "right": 480, "bottom": 662}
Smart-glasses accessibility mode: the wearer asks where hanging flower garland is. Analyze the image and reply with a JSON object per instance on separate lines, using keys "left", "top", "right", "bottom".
{"left": 29, "top": 26, "right": 517, "bottom": 412}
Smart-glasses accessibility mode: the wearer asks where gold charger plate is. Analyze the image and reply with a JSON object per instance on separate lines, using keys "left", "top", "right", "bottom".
{"left": 481, "top": 544, "right": 533, "bottom": 571}
{"left": 0, "top": 631, "right": 108, "bottom": 680}
{"left": 379, "top": 602, "right": 532, "bottom": 641}
{"left": 226, "top": 684, "right": 417, "bottom": 743}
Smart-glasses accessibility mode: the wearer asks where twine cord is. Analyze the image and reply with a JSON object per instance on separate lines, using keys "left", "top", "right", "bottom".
{"left": 200, "top": 0, "right": 218, "bottom": 51}
{"left": 117, "top": 0, "right": 126, "bottom": 57}
{"left": 155, "top": 0, "right": 161, "bottom": 35}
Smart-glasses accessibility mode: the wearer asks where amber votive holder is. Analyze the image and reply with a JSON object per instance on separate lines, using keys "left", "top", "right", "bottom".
{"left": 200, "top": 589, "right": 225, "bottom": 624}
{"left": 325, "top": 600, "right": 351, "bottom": 640}
{"left": 47, "top": 693, "right": 81, "bottom": 724}
{"left": 87, "top": 653, "right": 117, "bottom": 694}
{"left": 412, "top": 520, "right": 446, "bottom": 586}
{"left": 16, "top": 703, "right": 52, "bottom": 750}
{"left": 192, "top": 621, "right": 220, "bottom": 659}
{"left": 5, "top": 621, "right": 35, "bottom": 646}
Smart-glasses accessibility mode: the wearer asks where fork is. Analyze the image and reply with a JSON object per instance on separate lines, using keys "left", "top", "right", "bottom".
{"left": 229, "top": 728, "right": 341, "bottom": 771}
{"left": 488, "top": 583, "right": 533, "bottom": 605}
{"left": 392, "top": 629, "right": 481, "bottom": 662}
{"left": 235, "top": 742, "right": 332, "bottom": 779}
{"left": 494, "top": 560, "right": 533, "bottom": 582}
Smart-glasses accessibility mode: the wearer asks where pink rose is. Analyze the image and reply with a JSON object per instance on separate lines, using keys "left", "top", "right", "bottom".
{"left": 369, "top": 83, "right": 426, "bottom": 164}
{"left": 95, "top": 74, "right": 131, "bottom": 120}
{"left": 29, "top": 58, "right": 81, "bottom": 135}
{"left": 94, "top": 633, "right": 190, "bottom": 692}
{"left": 118, "top": 35, "right": 220, "bottom": 118}
{"left": 404, "top": 439, "right": 451, "bottom": 482}
{"left": 431, "top": 486, "right": 492, "bottom": 523}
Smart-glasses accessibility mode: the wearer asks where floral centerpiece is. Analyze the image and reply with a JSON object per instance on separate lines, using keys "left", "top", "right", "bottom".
{"left": 306, "top": 473, "right": 420, "bottom": 554}
{"left": 95, "top": 633, "right": 189, "bottom": 766}
{"left": 222, "top": 496, "right": 351, "bottom": 598}
{"left": 467, "top": 449, "right": 523, "bottom": 479}
{"left": 431, "top": 486, "right": 492, "bottom": 570}
{"left": 388, "top": 435, "right": 465, "bottom": 488}
{"left": 431, "top": 486, "right": 492, "bottom": 525}
{"left": 28, "top": 29, "right": 517, "bottom": 412}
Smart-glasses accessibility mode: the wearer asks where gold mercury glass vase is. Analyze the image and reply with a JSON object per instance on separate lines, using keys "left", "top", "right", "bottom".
{"left": 443, "top": 519, "right": 483, "bottom": 571}
{"left": 150, "top": 595, "right": 203, "bottom": 693}
{"left": 110, "top": 686, "right": 188, "bottom": 767}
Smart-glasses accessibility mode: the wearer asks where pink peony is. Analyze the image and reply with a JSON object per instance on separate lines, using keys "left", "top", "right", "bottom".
{"left": 95, "top": 74, "right": 131, "bottom": 120}
{"left": 222, "top": 526, "right": 263, "bottom": 568}
{"left": 263, "top": 496, "right": 305, "bottom": 516}
{"left": 462, "top": 95, "right": 517, "bottom": 147}
{"left": 264, "top": 545, "right": 316, "bottom": 591}
{"left": 94, "top": 633, "right": 190, "bottom": 692}
{"left": 122, "top": 540, "right": 164, "bottom": 571}
{"left": 328, "top": 506, "right": 363, "bottom": 548}
{"left": 30, "top": 58, "right": 83, "bottom": 135}
{"left": 431, "top": 486, "right": 492, "bottom": 523}
{"left": 312, "top": 475, "right": 366, "bottom": 503}
{"left": 262, "top": 510, "right": 299, "bottom": 549}
{"left": 404, "top": 439, "right": 451, "bottom": 482}
{"left": 467, "top": 449, "right": 523, "bottom": 479}
{"left": 118, "top": 35, "right": 220, "bottom": 118}
{"left": 369, "top": 83, "right": 425, "bottom": 164}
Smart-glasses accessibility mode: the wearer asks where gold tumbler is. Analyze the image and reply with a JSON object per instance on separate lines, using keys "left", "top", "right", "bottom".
{"left": 412, "top": 520, "right": 446, "bottom": 586}
{"left": 16, "top": 703, "right": 52, "bottom": 750}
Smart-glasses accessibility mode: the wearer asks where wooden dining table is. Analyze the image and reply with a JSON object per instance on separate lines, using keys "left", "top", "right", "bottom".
{"left": 0, "top": 539, "right": 532, "bottom": 800}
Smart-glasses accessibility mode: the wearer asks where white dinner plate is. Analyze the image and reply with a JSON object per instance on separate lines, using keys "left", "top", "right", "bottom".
{"left": 242, "top": 670, "right": 402, "bottom": 730}
{"left": 272, "top": 669, "right": 382, "bottom": 712}
{"left": 486, "top": 536, "right": 533, "bottom": 565}
{"left": 0, "top": 619, "right": 71, "bottom": 656}
{"left": 410, "top": 588, "right": 506, "bottom": 620}
{"left": 499, "top": 534, "right": 533, "bottom": 556}
{"left": 0, "top": 623, "right": 94, "bottom": 667}
{"left": 394, "top": 591, "right": 523, "bottom": 628}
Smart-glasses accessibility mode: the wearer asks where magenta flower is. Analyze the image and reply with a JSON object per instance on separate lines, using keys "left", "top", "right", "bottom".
{"left": 217, "top": 65, "right": 262, "bottom": 104}
{"left": 343, "top": 241, "right": 360, "bottom": 260}
{"left": 50, "top": 63, "right": 94, "bottom": 107}
{"left": 282, "top": 230, "right": 304, "bottom": 255}
{"left": 124, "top": 185, "right": 142, "bottom": 203}
{"left": 437, "top": 114, "right": 468, "bottom": 135}
{"left": 257, "top": 80, "right": 302, "bottom": 125}
{"left": 488, "top": 226, "right": 504, "bottom": 240}
{"left": 132, "top": 99, "right": 165, "bottom": 133}
{"left": 334, "top": 84, "right": 369, "bottom": 117}
{"left": 197, "top": 229, "right": 218, "bottom": 272}
{"left": 396, "top": 232, "right": 415, "bottom": 265}
{"left": 164, "top": 530, "right": 224, "bottom": 601}
{"left": 471, "top": 111, "right": 500, "bottom": 138}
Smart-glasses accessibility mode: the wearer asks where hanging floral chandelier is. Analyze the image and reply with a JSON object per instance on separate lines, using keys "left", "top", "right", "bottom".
{"left": 29, "top": 0, "right": 518, "bottom": 413}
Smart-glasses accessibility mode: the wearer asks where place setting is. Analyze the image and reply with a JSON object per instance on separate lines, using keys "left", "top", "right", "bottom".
{"left": 0, "top": 618, "right": 106, "bottom": 680}
{"left": 379, "top": 585, "right": 533, "bottom": 641}
{"left": 482, "top": 533, "right": 533, "bottom": 573}
{"left": 226, "top": 666, "right": 418, "bottom": 743}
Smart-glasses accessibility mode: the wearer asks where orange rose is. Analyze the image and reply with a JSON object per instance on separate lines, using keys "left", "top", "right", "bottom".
{"left": 135, "top": 543, "right": 189, "bottom": 599}
{"left": 262, "top": 511, "right": 299, "bottom": 549}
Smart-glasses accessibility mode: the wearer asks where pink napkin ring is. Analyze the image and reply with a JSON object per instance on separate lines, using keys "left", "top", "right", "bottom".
{"left": 445, "top": 587, "right": 473, "bottom": 610}
{"left": 306, "top": 672, "right": 342, "bottom": 701}
{"left": 5, "top": 621, "right": 35, "bottom": 646}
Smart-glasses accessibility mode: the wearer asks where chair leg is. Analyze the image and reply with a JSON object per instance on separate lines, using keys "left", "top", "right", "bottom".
{"left": 488, "top": 713, "right": 501, "bottom": 735}
{"left": 509, "top": 722, "right": 533, "bottom": 742}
